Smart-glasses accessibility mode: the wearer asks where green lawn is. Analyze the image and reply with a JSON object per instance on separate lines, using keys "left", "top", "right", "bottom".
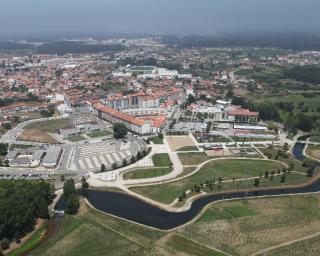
{"left": 131, "top": 159, "right": 285, "bottom": 204}
{"left": 178, "top": 152, "right": 211, "bottom": 165}
{"left": 152, "top": 153, "right": 172, "bottom": 167}
{"left": 309, "top": 133, "right": 320, "bottom": 143}
{"left": 149, "top": 136, "right": 163, "bottom": 144}
{"left": 176, "top": 146, "right": 199, "bottom": 151}
{"left": 67, "top": 135, "right": 86, "bottom": 142}
{"left": 25, "top": 118, "right": 72, "bottom": 133}
{"left": 123, "top": 167, "right": 171, "bottom": 180}
{"left": 87, "top": 130, "right": 112, "bottom": 138}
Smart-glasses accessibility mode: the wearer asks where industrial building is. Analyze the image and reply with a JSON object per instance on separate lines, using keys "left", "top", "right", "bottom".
{"left": 5, "top": 147, "right": 62, "bottom": 168}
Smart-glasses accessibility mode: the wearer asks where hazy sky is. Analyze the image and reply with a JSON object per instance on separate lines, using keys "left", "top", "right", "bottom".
{"left": 1, "top": 0, "right": 320, "bottom": 37}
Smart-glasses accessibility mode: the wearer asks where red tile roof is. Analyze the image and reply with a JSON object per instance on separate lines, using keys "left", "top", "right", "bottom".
{"left": 228, "top": 108, "right": 259, "bottom": 117}
{"left": 94, "top": 103, "right": 145, "bottom": 126}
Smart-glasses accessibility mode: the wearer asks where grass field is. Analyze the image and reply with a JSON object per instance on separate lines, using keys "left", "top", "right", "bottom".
{"left": 123, "top": 167, "right": 171, "bottom": 180}
{"left": 31, "top": 201, "right": 225, "bottom": 256}
{"left": 19, "top": 129, "right": 58, "bottom": 144}
{"left": 310, "top": 133, "right": 320, "bottom": 143}
{"left": 180, "top": 195, "right": 320, "bottom": 256}
{"left": 149, "top": 136, "right": 164, "bottom": 144}
{"left": 152, "top": 153, "right": 172, "bottom": 167}
{"left": 176, "top": 146, "right": 199, "bottom": 151}
{"left": 87, "top": 130, "right": 112, "bottom": 138}
{"left": 25, "top": 118, "right": 72, "bottom": 133}
{"left": 20, "top": 118, "right": 72, "bottom": 143}
{"left": 178, "top": 152, "right": 211, "bottom": 165}
{"left": 306, "top": 145, "right": 320, "bottom": 160}
{"left": 67, "top": 135, "right": 86, "bottom": 142}
{"left": 15, "top": 111, "right": 43, "bottom": 120}
{"left": 131, "top": 159, "right": 285, "bottom": 204}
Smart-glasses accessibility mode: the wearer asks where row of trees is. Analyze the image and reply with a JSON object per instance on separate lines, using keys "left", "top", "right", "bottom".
{"left": 100, "top": 148, "right": 151, "bottom": 172}
{"left": 0, "top": 180, "right": 54, "bottom": 250}
{"left": 63, "top": 179, "right": 80, "bottom": 214}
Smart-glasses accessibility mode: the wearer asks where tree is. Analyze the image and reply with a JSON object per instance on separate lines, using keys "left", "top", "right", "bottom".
{"left": 65, "top": 194, "right": 80, "bottom": 214}
{"left": 130, "top": 155, "right": 136, "bottom": 164}
{"left": 226, "top": 88, "right": 234, "bottom": 99}
{"left": 81, "top": 176, "right": 89, "bottom": 190}
{"left": 280, "top": 175, "right": 286, "bottom": 183}
{"left": 264, "top": 171, "right": 269, "bottom": 178}
{"left": 113, "top": 123, "right": 128, "bottom": 139}
{"left": 137, "top": 151, "right": 143, "bottom": 160}
{"left": 254, "top": 178, "right": 260, "bottom": 187}
{"left": 100, "top": 164, "right": 106, "bottom": 172}
{"left": 112, "top": 163, "right": 117, "bottom": 170}
{"left": 63, "top": 179, "right": 75, "bottom": 199}
{"left": 307, "top": 168, "right": 314, "bottom": 177}
{"left": 122, "top": 159, "right": 127, "bottom": 167}
{"left": 158, "top": 133, "right": 164, "bottom": 140}
{"left": 187, "top": 94, "right": 196, "bottom": 105}
{"left": 37, "top": 198, "right": 49, "bottom": 219}
{"left": 0, "top": 238, "right": 9, "bottom": 251}
{"left": 0, "top": 143, "right": 8, "bottom": 156}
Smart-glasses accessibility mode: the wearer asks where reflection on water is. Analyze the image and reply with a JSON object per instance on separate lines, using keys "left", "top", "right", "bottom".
{"left": 55, "top": 142, "right": 320, "bottom": 230}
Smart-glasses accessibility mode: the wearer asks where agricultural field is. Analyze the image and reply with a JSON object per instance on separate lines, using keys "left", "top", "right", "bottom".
{"left": 166, "top": 136, "right": 196, "bottom": 151}
{"left": 152, "top": 153, "right": 172, "bottom": 167}
{"left": 31, "top": 201, "right": 225, "bottom": 256}
{"left": 30, "top": 195, "right": 320, "bottom": 256}
{"left": 123, "top": 167, "right": 171, "bottom": 180}
{"left": 179, "top": 195, "right": 320, "bottom": 256}
{"left": 130, "top": 159, "right": 286, "bottom": 204}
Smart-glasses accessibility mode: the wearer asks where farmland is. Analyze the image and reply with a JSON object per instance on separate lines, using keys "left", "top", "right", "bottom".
{"left": 31, "top": 200, "right": 225, "bottom": 256}
{"left": 179, "top": 195, "right": 320, "bottom": 256}
{"left": 31, "top": 195, "right": 320, "bottom": 256}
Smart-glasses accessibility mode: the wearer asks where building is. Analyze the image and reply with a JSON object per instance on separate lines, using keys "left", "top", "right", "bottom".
{"left": 42, "top": 147, "right": 63, "bottom": 168}
{"left": 227, "top": 108, "right": 259, "bottom": 123}
{"left": 94, "top": 103, "right": 152, "bottom": 135}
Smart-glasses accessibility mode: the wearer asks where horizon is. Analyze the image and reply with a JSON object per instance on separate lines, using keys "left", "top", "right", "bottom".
{"left": 1, "top": 0, "right": 320, "bottom": 39}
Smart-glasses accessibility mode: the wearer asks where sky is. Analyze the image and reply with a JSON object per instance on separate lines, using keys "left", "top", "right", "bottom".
{"left": 1, "top": 0, "right": 320, "bottom": 38}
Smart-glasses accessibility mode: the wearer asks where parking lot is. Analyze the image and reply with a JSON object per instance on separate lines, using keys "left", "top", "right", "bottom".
{"left": 71, "top": 137, "right": 145, "bottom": 171}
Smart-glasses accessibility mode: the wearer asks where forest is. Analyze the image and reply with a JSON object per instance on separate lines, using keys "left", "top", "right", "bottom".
{"left": 0, "top": 180, "right": 54, "bottom": 246}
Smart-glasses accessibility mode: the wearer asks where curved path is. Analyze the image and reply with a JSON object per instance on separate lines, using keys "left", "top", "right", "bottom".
{"left": 55, "top": 142, "right": 319, "bottom": 231}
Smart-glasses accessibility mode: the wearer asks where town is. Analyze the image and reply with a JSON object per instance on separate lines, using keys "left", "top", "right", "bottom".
{"left": 1, "top": 35, "right": 320, "bottom": 256}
